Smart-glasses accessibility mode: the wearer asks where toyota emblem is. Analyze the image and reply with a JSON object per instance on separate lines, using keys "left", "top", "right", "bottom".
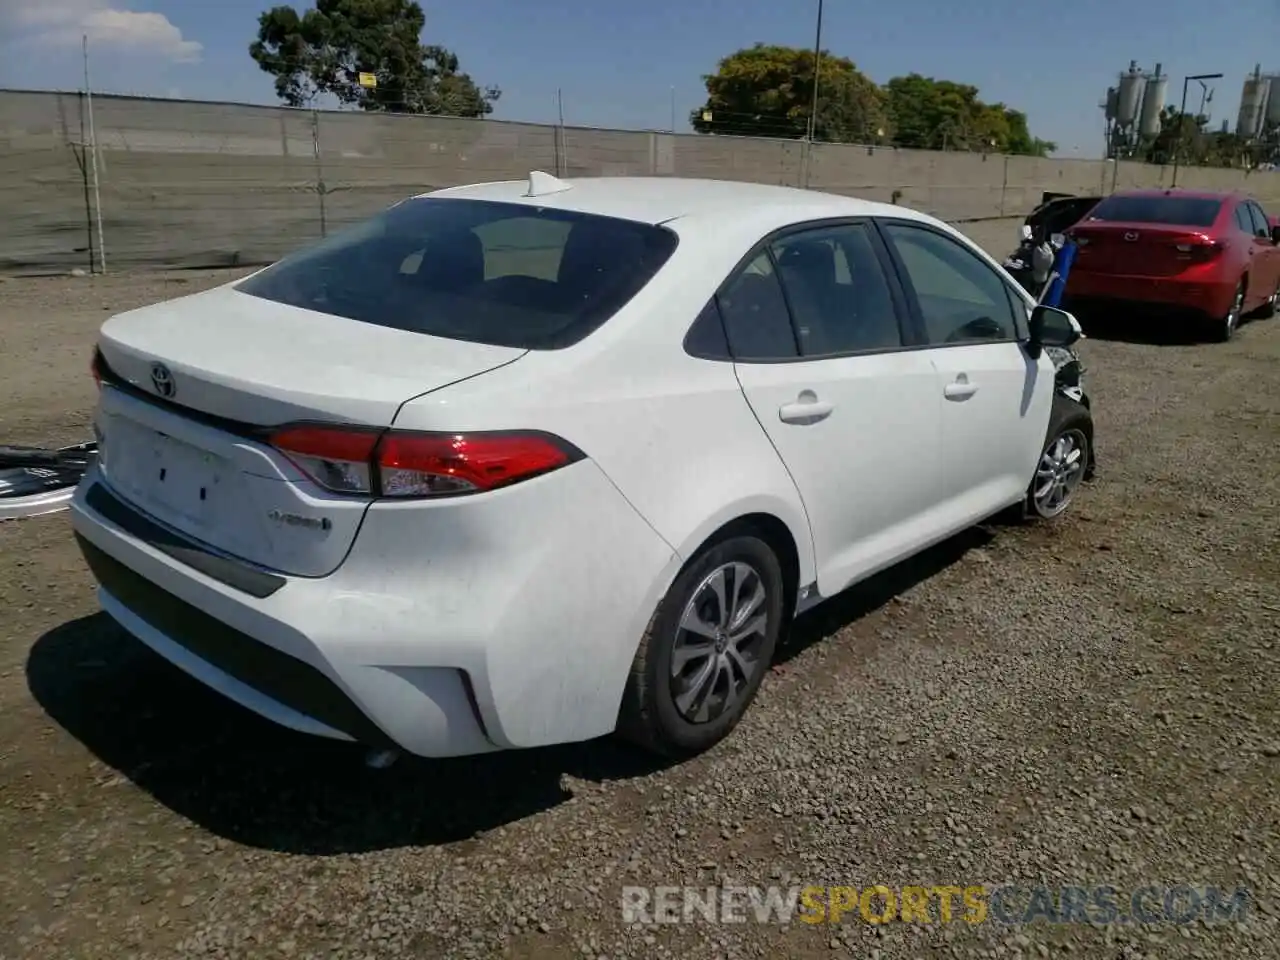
{"left": 1124, "top": 231, "right": 1139, "bottom": 242}
{"left": 150, "top": 362, "right": 176, "bottom": 398}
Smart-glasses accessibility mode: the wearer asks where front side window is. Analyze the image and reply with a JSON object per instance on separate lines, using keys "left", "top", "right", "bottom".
{"left": 236, "top": 198, "right": 678, "bottom": 349}
{"left": 880, "top": 222, "right": 1019, "bottom": 346}
{"left": 769, "top": 223, "right": 904, "bottom": 356}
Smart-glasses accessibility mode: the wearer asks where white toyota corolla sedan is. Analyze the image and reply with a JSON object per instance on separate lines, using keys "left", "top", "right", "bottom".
{"left": 72, "top": 173, "right": 1094, "bottom": 761}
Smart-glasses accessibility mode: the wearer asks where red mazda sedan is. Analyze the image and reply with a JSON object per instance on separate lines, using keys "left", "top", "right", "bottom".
{"left": 1064, "top": 189, "right": 1280, "bottom": 341}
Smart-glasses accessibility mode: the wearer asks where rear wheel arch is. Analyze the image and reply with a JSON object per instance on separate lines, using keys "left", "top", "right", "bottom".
{"left": 701, "top": 513, "right": 802, "bottom": 622}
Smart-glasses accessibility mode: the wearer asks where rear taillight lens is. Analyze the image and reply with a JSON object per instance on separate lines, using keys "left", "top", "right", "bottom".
{"left": 269, "top": 425, "right": 380, "bottom": 495}
{"left": 268, "top": 425, "right": 581, "bottom": 498}
{"left": 1174, "top": 239, "right": 1223, "bottom": 260}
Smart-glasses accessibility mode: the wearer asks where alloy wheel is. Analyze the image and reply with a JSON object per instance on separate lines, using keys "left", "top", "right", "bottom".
{"left": 1223, "top": 285, "right": 1244, "bottom": 340}
{"left": 1033, "top": 428, "right": 1088, "bottom": 518}
{"left": 670, "top": 561, "right": 770, "bottom": 724}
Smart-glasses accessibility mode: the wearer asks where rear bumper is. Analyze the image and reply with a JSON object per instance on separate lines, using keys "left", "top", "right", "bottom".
{"left": 1066, "top": 272, "right": 1235, "bottom": 318}
{"left": 70, "top": 461, "right": 680, "bottom": 758}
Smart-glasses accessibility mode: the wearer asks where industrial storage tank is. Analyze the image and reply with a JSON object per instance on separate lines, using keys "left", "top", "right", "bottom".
{"left": 1139, "top": 65, "right": 1167, "bottom": 138}
{"left": 1105, "top": 87, "right": 1119, "bottom": 122}
{"left": 1116, "top": 61, "right": 1146, "bottom": 127}
{"left": 1237, "top": 65, "right": 1271, "bottom": 138}
{"left": 1265, "top": 73, "right": 1280, "bottom": 129}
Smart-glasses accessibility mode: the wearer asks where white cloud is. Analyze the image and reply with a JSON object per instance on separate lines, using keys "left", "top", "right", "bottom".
{"left": 0, "top": 0, "right": 201, "bottom": 63}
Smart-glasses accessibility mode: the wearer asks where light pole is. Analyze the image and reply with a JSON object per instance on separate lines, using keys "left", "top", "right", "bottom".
{"left": 1172, "top": 72, "right": 1222, "bottom": 187}
{"left": 805, "top": 0, "right": 824, "bottom": 144}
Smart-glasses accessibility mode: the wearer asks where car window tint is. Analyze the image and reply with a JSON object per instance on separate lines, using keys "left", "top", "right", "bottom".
{"left": 881, "top": 223, "right": 1019, "bottom": 345}
{"left": 1247, "top": 203, "right": 1271, "bottom": 239}
{"left": 1234, "top": 205, "right": 1255, "bottom": 234}
{"left": 717, "top": 252, "right": 798, "bottom": 360}
{"left": 236, "top": 198, "right": 678, "bottom": 350}
{"left": 684, "top": 298, "right": 731, "bottom": 359}
{"left": 1086, "top": 195, "right": 1222, "bottom": 227}
{"left": 769, "top": 223, "right": 903, "bottom": 355}
{"left": 471, "top": 217, "right": 573, "bottom": 280}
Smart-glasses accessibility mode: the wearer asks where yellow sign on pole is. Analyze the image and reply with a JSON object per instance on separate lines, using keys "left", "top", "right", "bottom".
{"left": 358, "top": 72, "right": 377, "bottom": 89}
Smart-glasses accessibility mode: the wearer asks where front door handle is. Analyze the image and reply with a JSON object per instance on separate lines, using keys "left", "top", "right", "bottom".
{"left": 944, "top": 374, "right": 979, "bottom": 400}
{"left": 778, "top": 390, "right": 833, "bottom": 424}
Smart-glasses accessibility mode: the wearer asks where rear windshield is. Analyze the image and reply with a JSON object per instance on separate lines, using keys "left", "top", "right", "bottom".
{"left": 235, "top": 198, "right": 679, "bottom": 349}
{"left": 1085, "top": 195, "right": 1222, "bottom": 227}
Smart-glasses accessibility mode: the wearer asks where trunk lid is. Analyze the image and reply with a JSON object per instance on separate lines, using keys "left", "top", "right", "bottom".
{"left": 1068, "top": 222, "right": 1224, "bottom": 277}
{"left": 94, "top": 283, "right": 525, "bottom": 577}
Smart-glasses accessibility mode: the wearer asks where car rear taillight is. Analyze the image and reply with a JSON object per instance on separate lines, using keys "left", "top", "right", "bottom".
{"left": 268, "top": 425, "right": 583, "bottom": 498}
{"left": 1174, "top": 237, "right": 1223, "bottom": 260}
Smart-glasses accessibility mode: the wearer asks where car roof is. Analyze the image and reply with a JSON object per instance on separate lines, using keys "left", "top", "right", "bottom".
{"left": 421, "top": 175, "right": 934, "bottom": 229}
{"left": 1106, "top": 187, "right": 1247, "bottom": 202}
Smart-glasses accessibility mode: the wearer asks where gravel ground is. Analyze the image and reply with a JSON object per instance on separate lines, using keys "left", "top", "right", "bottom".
{"left": 1, "top": 223, "right": 1278, "bottom": 960}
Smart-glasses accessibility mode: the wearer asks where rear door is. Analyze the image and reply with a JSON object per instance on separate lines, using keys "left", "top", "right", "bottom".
{"left": 877, "top": 219, "right": 1053, "bottom": 522}
{"left": 1244, "top": 201, "right": 1280, "bottom": 308}
{"left": 725, "top": 220, "right": 944, "bottom": 597}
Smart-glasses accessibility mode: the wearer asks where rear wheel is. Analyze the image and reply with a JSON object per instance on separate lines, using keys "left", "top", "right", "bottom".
{"left": 618, "top": 535, "right": 785, "bottom": 758}
{"left": 1211, "top": 282, "right": 1245, "bottom": 342}
{"left": 1259, "top": 277, "right": 1279, "bottom": 319}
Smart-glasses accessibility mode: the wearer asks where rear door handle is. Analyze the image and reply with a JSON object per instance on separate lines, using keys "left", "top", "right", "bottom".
{"left": 944, "top": 375, "right": 979, "bottom": 400}
{"left": 778, "top": 390, "right": 833, "bottom": 424}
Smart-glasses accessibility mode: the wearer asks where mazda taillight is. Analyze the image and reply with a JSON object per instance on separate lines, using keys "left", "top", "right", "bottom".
{"left": 268, "top": 425, "right": 583, "bottom": 498}
{"left": 1173, "top": 237, "right": 1223, "bottom": 260}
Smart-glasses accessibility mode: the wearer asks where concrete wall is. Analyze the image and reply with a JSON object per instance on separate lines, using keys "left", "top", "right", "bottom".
{"left": 3, "top": 88, "right": 1280, "bottom": 274}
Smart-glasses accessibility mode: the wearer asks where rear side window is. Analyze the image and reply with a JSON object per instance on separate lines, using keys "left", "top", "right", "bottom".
{"left": 716, "top": 252, "right": 798, "bottom": 360}
{"left": 1246, "top": 203, "right": 1271, "bottom": 239}
{"left": 235, "top": 198, "right": 678, "bottom": 350}
{"left": 769, "top": 223, "right": 904, "bottom": 355}
{"left": 1086, "top": 195, "right": 1222, "bottom": 227}
{"left": 1234, "top": 205, "right": 1256, "bottom": 234}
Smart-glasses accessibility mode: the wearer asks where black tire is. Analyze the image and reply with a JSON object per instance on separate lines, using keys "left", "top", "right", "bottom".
{"left": 1258, "top": 277, "right": 1279, "bottom": 319}
{"left": 1210, "top": 281, "right": 1245, "bottom": 342}
{"left": 617, "top": 534, "right": 785, "bottom": 758}
{"left": 1022, "top": 395, "right": 1094, "bottom": 521}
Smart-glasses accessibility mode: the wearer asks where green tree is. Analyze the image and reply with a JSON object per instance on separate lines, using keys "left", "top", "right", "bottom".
{"left": 1142, "top": 108, "right": 1251, "bottom": 168}
{"left": 882, "top": 74, "right": 1054, "bottom": 156}
{"left": 249, "top": 0, "right": 499, "bottom": 116}
{"left": 691, "top": 44, "right": 891, "bottom": 143}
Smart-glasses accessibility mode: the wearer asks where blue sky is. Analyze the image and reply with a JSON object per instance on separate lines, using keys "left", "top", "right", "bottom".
{"left": 0, "top": 0, "right": 1274, "bottom": 157}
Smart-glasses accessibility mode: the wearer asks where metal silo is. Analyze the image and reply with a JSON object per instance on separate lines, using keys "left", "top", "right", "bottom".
{"left": 1116, "top": 61, "right": 1146, "bottom": 127}
{"left": 1237, "top": 65, "right": 1270, "bottom": 138}
{"left": 1264, "top": 73, "right": 1280, "bottom": 129}
{"left": 1138, "top": 64, "right": 1167, "bottom": 138}
{"left": 1104, "top": 86, "right": 1119, "bottom": 122}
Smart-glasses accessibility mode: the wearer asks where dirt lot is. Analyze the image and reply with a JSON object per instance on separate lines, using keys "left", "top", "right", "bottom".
{"left": 1, "top": 228, "right": 1278, "bottom": 959}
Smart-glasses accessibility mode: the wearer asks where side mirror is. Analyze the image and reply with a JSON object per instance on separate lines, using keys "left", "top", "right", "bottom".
{"left": 1270, "top": 225, "right": 1280, "bottom": 245}
{"left": 1027, "top": 304, "right": 1083, "bottom": 358}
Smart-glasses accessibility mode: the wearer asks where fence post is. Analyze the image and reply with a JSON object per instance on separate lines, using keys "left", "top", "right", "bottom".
{"left": 311, "top": 108, "right": 328, "bottom": 238}
{"left": 999, "top": 155, "right": 1009, "bottom": 217}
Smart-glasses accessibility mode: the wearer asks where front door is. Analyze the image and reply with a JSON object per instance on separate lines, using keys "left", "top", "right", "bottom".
{"left": 720, "top": 221, "right": 945, "bottom": 597}
{"left": 877, "top": 219, "right": 1055, "bottom": 525}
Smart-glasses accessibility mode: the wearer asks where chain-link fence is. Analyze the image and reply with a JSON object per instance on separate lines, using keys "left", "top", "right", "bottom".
{"left": 3, "top": 88, "right": 1280, "bottom": 274}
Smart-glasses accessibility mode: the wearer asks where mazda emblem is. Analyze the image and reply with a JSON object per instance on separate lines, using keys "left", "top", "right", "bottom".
{"left": 150, "top": 362, "right": 176, "bottom": 398}
{"left": 1124, "top": 231, "right": 1139, "bottom": 242}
